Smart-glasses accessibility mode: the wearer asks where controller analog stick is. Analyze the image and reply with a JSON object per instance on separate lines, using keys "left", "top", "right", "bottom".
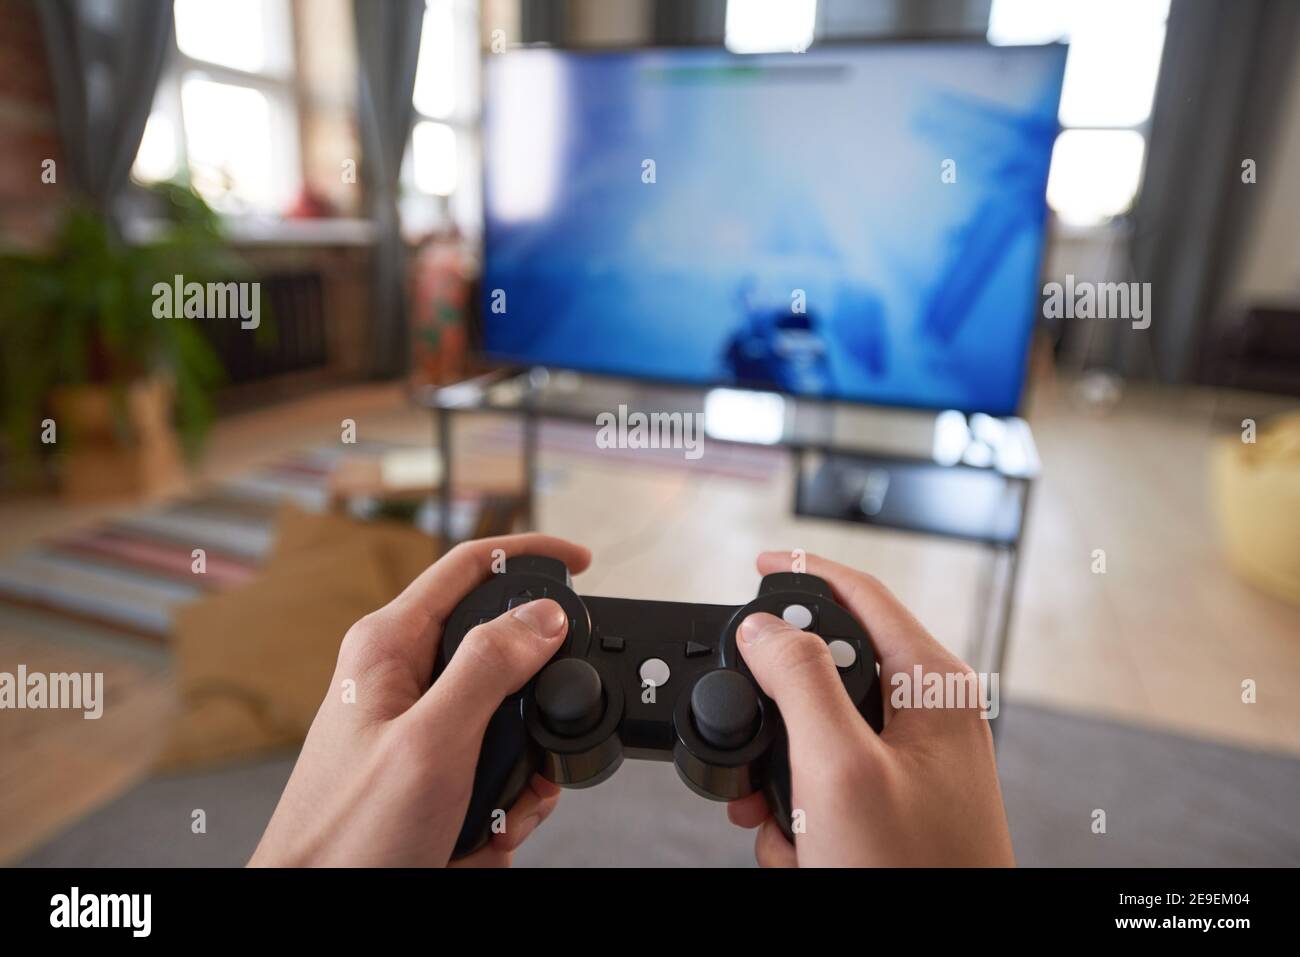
{"left": 536, "top": 658, "right": 604, "bottom": 736}
{"left": 690, "top": 670, "right": 760, "bottom": 750}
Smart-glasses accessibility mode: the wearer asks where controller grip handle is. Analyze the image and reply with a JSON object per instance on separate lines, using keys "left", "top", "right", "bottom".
{"left": 452, "top": 697, "right": 537, "bottom": 858}
{"left": 762, "top": 678, "right": 884, "bottom": 844}
{"left": 762, "top": 735, "right": 797, "bottom": 841}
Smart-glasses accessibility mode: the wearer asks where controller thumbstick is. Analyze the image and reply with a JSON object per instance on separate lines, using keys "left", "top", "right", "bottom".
{"left": 536, "top": 658, "right": 604, "bottom": 736}
{"left": 690, "top": 670, "right": 760, "bottom": 750}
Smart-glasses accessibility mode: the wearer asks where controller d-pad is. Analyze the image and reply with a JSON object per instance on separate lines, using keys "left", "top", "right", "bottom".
{"left": 507, "top": 588, "right": 545, "bottom": 610}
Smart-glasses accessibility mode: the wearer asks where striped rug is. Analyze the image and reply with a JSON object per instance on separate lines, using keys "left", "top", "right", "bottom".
{"left": 0, "top": 442, "right": 490, "bottom": 643}
{"left": 0, "top": 424, "right": 782, "bottom": 645}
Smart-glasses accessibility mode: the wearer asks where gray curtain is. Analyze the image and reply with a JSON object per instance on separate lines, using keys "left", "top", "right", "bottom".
{"left": 37, "top": 0, "right": 175, "bottom": 229}
{"left": 1117, "top": 0, "right": 1300, "bottom": 383}
{"left": 817, "top": 0, "right": 990, "bottom": 39}
{"left": 520, "top": 0, "right": 570, "bottom": 43}
{"left": 529, "top": 0, "right": 990, "bottom": 46}
{"left": 652, "top": 0, "right": 725, "bottom": 44}
{"left": 353, "top": 0, "right": 425, "bottom": 378}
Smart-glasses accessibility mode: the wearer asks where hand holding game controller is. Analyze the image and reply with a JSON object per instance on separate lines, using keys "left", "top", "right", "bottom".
{"left": 438, "top": 549, "right": 1013, "bottom": 867}
{"left": 254, "top": 535, "right": 1013, "bottom": 867}
{"left": 435, "top": 552, "right": 887, "bottom": 857}
{"left": 251, "top": 534, "right": 592, "bottom": 867}
{"left": 724, "top": 552, "right": 1014, "bottom": 867}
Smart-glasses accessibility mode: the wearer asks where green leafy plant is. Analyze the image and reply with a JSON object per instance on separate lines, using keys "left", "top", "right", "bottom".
{"left": 0, "top": 184, "right": 245, "bottom": 474}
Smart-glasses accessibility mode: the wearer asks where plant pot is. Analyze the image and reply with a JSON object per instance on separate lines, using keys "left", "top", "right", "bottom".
{"left": 50, "top": 378, "right": 185, "bottom": 501}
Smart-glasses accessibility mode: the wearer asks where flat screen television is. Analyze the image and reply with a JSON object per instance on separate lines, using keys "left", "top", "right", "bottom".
{"left": 481, "top": 41, "right": 1066, "bottom": 416}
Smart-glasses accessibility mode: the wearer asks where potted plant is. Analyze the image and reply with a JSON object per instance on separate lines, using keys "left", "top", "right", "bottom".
{"left": 0, "top": 184, "right": 242, "bottom": 499}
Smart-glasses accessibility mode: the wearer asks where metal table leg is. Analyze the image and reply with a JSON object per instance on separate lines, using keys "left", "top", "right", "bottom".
{"left": 438, "top": 403, "right": 453, "bottom": 554}
{"left": 522, "top": 393, "right": 538, "bottom": 531}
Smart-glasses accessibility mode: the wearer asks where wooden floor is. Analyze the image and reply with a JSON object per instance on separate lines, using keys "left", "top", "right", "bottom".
{"left": 1, "top": 377, "right": 1298, "bottom": 863}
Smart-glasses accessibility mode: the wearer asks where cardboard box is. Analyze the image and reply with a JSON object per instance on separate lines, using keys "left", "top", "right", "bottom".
{"left": 157, "top": 506, "right": 438, "bottom": 770}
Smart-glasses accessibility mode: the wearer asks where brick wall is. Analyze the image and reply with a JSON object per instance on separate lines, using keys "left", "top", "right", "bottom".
{"left": 0, "top": 0, "right": 66, "bottom": 248}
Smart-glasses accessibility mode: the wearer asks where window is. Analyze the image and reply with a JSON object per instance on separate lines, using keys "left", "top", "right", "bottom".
{"left": 725, "top": 0, "right": 818, "bottom": 54}
{"left": 989, "top": 0, "right": 1172, "bottom": 227}
{"left": 132, "top": 0, "right": 301, "bottom": 215}
{"left": 403, "top": 0, "right": 482, "bottom": 237}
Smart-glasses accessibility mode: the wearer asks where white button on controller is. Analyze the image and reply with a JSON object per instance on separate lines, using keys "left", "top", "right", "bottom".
{"left": 781, "top": 604, "right": 814, "bottom": 630}
{"left": 828, "top": 640, "right": 857, "bottom": 670}
{"left": 639, "top": 657, "right": 671, "bottom": 689}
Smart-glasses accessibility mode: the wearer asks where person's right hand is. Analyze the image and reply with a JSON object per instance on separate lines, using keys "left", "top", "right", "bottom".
{"left": 727, "top": 551, "right": 1015, "bottom": 867}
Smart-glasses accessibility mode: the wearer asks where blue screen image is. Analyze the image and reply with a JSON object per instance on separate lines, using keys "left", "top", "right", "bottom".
{"left": 482, "top": 43, "right": 1066, "bottom": 415}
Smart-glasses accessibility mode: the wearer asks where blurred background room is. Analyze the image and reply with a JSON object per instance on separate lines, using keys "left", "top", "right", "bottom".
{"left": 1, "top": 0, "right": 1298, "bottom": 867}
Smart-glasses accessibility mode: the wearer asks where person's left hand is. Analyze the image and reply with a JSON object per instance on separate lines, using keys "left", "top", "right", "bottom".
{"left": 250, "top": 533, "right": 592, "bottom": 867}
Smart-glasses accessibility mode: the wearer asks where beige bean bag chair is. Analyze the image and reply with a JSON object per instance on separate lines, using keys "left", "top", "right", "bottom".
{"left": 1212, "top": 411, "right": 1300, "bottom": 606}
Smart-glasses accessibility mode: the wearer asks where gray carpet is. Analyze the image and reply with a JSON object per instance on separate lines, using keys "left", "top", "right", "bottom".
{"left": 19, "top": 703, "right": 1300, "bottom": 867}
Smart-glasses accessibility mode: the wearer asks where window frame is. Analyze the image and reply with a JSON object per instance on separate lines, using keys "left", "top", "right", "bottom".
{"left": 403, "top": 0, "right": 483, "bottom": 237}
{"left": 989, "top": 0, "right": 1172, "bottom": 229}
{"left": 135, "top": 0, "right": 303, "bottom": 216}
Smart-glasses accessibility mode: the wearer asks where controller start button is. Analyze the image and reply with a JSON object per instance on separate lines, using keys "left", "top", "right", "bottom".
{"left": 639, "top": 657, "right": 671, "bottom": 689}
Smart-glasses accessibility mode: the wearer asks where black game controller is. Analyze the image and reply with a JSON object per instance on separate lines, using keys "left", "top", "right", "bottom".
{"left": 435, "top": 555, "right": 883, "bottom": 857}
